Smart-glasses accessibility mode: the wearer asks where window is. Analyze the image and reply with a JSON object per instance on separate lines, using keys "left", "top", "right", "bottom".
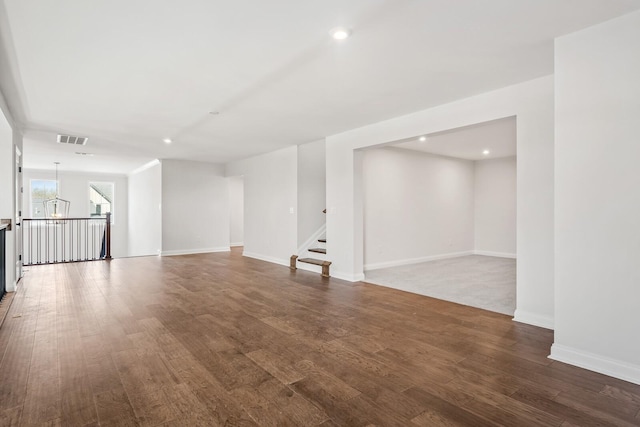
{"left": 89, "top": 182, "right": 114, "bottom": 221}
{"left": 30, "top": 179, "right": 57, "bottom": 218}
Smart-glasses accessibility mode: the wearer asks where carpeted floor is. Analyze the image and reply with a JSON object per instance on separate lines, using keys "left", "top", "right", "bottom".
{"left": 364, "top": 255, "right": 516, "bottom": 315}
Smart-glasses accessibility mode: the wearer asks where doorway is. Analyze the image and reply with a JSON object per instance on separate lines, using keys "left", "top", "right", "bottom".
{"left": 362, "top": 117, "right": 517, "bottom": 315}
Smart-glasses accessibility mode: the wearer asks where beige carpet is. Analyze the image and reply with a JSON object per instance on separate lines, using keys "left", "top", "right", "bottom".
{"left": 364, "top": 255, "right": 516, "bottom": 316}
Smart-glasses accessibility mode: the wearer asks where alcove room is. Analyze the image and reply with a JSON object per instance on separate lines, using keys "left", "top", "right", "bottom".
{"left": 362, "top": 117, "right": 517, "bottom": 315}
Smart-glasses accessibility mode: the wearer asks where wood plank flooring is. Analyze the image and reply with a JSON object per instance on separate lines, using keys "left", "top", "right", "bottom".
{"left": 1, "top": 248, "right": 639, "bottom": 426}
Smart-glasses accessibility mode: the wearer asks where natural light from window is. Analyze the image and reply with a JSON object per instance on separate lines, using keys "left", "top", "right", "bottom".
{"left": 89, "top": 182, "right": 114, "bottom": 222}
{"left": 30, "top": 179, "right": 57, "bottom": 218}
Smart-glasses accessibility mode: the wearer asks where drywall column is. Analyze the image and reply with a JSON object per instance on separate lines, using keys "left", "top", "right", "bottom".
{"left": 128, "top": 161, "right": 162, "bottom": 257}
{"left": 552, "top": 10, "right": 640, "bottom": 384}
{"left": 512, "top": 100, "right": 554, "bottom": 330}
{"left": 326, "top": 75, "right": 554, "bottom": 328}
{"left": 326, "top": 145, "right": 362, "bottom": 281}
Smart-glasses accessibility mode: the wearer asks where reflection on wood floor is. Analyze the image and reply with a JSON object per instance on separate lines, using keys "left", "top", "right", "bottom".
{"left": 0, "top": 249, "right": 639, "bottom": 426}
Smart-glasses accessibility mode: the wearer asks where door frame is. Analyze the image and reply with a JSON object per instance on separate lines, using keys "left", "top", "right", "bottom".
{"left": 15, "top": 145, "right": 22, "bottom": 282}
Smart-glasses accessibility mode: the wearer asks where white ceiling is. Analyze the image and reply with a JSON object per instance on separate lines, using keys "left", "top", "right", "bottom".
{"left": 393, "top": 116, "right": 516, "bottom": 161}
{"left": 1, "top": 0, "right": 639, "bottom": 173}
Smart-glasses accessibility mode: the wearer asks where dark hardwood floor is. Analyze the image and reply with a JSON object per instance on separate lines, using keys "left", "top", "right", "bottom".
{"left": 1, "top": 248, "right": 639, "bottom": 426}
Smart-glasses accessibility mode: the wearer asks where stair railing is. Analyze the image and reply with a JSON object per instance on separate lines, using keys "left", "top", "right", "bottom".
{"left": 22, "top": 212, "right": 112, "bottom": 265}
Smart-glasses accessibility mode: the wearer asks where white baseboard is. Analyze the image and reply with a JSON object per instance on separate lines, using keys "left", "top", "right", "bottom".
{"left": 513, "top": 309, "right": 554, "bottom": 330}
{"left": 242, "top": 251, "right": 290, "bottom": 268}
{"left": 474, "top": 250, "right": 517, "bottom": 259}
{"left": 364, "top": 251, "right": 473, "bottom": 271}
{"left": 297, "top": 224, "right": 326, "bottom": 255}
{"left": 123, "top": 253, "right": 160, "bottom": 259}
{"left": 162, "top": 247, "right": 230, "bottom": 256}
{"left": 331, "top": 271, "right": 365, "bottom": 282}
{"left": 550, "top": 344, "right": 640, "bottom": 386}
{"left": 230, "top": 242, "right": 244, "bottom": 247}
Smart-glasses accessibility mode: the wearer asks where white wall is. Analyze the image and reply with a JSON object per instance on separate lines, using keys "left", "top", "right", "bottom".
{"left": 226, "top": 146, "right": 297, "bottom": 266}
{"left": 297, "top": 139, "right": 326, "bottom": 247}
{"left": 552, "top": 10, "right": 640, "bottom": 385}
{"left": 161, "top": 159, "right": 229, "bottom": 255}
{"left": 474, "top": 156, "right": 517, "bottom": 257}
{"left": 362, "top": 149, "right": 515, "bottom": 269}
{"left": 363, "top": 148, "right": 475, "bottom": 270}
{"left": 22, "top": 169, "right": 129, "bottom": 258}
{"left": 228, "top": 175, "right": 244, "bottom": 246}
{"left": 326, "top": 75, "right": 554, "bottom": 329}
{"left": 128, "top": 161, "right": 162, "bottom": 257}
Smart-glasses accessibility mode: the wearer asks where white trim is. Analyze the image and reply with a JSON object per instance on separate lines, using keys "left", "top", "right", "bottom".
{"left": 513, "top": 309, "right": 554, "bottom": 330}
{"left": 549, "top": 344, "right": 640, "bottom": 386}
{"left": 297, "top": 224, "right": 326, "bottom": 255}
{"left": 124, "top": 253, "right": 160, "bottom": 259}
{"left": 29, "top": 178, "right": 58, "bottom": 218}
{"left": 129, "top": 159, "right": 160, "bottom": 176}
{"left": 364, "top": 251, "right": 474, "bottom": 271}
{"left": 161, "top": 247, "right": 230, "bottom": 256}
{"left": 230, "top": 241, "right": 244, "bottom": 247}
{"left": 242, "top": 251, "right": 290, "bottom": 267}
{"left": 88, "top": 181, "right": 115, "bottom": 224}
{"left": 331, "top": 271, "right": 365, "bottom": 282}
{"left": 473, "top": 250, "right": 517, "bottom": 259}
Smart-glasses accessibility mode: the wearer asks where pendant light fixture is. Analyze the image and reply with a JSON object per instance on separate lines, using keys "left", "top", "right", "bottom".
{"left": 44, "top": 162, "right": 70, "bottom": 219}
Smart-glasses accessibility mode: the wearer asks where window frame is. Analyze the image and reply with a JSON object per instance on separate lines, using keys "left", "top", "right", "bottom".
{"left": 88, "top": 181, "right": 115, "bottom": 223}
{"left": 30, "top": 178, "right": 58, "bottom": 219}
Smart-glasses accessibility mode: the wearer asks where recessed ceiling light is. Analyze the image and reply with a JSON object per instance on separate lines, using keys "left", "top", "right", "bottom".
{"left": 419, "top": 136, "right": 427, "bottom": 142}
{"left": 483, "top": 150, "right": 490, "bottom": 155}
{"left": 330, "top": 27, "right": 351, "bottom": 40}
{"left": 163, "top": 138, "right": 172, "bottom": 144}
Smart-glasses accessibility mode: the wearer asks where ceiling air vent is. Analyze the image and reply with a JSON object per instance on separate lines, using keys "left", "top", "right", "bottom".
{"left": 57, "top": 134, "right": 88, "bottom": 145}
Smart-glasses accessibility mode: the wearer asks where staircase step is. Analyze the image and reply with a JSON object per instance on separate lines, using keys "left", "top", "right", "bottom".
{"left": 318, "top": 238, "right": 326, "bottom": 243}
{"left": 298, "top": 258, "right": 331, "bottom": 278}
{"left": 309, "top": 248, "right": 326, "bottom": 254}
{"left": 298, "top": 258, "right": 329, "bottom": 266}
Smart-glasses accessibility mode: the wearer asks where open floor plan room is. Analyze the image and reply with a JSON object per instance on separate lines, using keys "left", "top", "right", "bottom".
{"left": 1, "top": 250, "right": 639, "bottom": 426}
